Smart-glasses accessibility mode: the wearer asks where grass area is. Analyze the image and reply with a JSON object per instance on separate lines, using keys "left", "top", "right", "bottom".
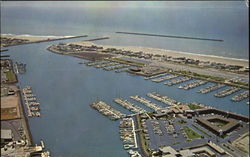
{"left": 136, "top": 115, "right": 151, "bottom": 157}
{"left": 110, "top": 57, "right": 145, "bottom": 66}
{"left": 193, "top": 73, "right": 225, "bottom": 81}
{"left": 232, "top": 81, "right": 249, "bottom": 87}
{"left": 211, "top": 121, "right": 227, "bottom": 127}
{"left": 188, "top": 104, "right": 203, "bottom": 110}
{"left": 177, "top": 120, "right": 187, "bottom": 124}
{"left": 5, "top": 71, "right": 16, "bottom": 82}
{"left": 192, "top": 124, "right": 212, "bottom": 137}
{"left": 182, "top": 126, "right": 201, "bottom": 140}
{"left": 175, "top": 70, "right": 225, "bottom": 82}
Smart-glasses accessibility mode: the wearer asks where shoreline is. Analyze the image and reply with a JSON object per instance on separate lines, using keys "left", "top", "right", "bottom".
{"left": 71, "top": 41, "right": 249, "bottom": 68}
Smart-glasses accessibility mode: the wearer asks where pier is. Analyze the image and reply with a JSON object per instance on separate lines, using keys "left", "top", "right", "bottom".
{"left": 115, "top": 68, "right": 130, "bottom": 73}
{"left": 164, "top": 76, "right": 191, "bottom": 86}
{"left": 152, "top": 74, "right": 178, "bottom": 83}
{"left": 178, "top": 80, "right": 207, "bottom": 90}
{"left": 113, "top": 98, "right": 147, "bottom": 114}
{"left": 130, "top": 95, "right": 163, "bottom": 111}
{"left": 90, "top": 101, "right": 125, "bottom": 120}
{"left": 231, "top": 91, "right": 249, "bottom": 102}
{"left": 197, "top": 84, "right": 225, "bottom": 94}
{"left": 214, "top": 87, "right": 241, "bottom": 98}
{"left": 147, "top": 92, "right": 183, "bottom": 106}
{"left": 144, "top": 73, "right": 168, "bottom": 80}
{"left": 103, "top": 64, "right": 130, "bottom": 71}
{"left": 119, "top": 118, "right": 138, "bottom": 150}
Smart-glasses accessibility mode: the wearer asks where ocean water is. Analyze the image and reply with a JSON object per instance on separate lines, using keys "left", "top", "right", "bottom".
{"left": 1, "top": 1, "right": 249, "bottom": 59}
{"left": 1, "top": 2, "right": 249, "bottom": 157}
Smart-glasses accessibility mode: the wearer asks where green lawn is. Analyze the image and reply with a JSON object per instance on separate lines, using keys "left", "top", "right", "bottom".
{"left": 188, "top": 104, "right": 203, "bottom": 110}
{"left": 183, "top": 126, "right": 201, "bottom": 140}
{"left": 5, "top": 71, "right": 16, "bottom": 82}
{"left": 110, "top": 57, "right": 145, "bottom": 66}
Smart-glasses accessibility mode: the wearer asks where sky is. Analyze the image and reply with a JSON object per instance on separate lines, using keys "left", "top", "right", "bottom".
{"left": 1, "top": 1, "right": 248, "bottom": 9}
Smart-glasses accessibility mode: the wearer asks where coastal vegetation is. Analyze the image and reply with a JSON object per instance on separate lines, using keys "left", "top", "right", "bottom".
{"left": 109, "top": 57, "right": 145, "bottom": 66}
{"left": 188, "top": 103, "right": 203, "bottom": 110}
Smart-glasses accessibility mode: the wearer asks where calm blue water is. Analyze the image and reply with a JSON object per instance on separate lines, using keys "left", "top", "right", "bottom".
{"left": 1, "top": 2, "right": 249, "bottom": 157}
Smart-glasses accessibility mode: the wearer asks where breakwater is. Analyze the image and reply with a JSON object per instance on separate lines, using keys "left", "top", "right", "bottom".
{"left": 85, "top": 37, "right": 110, "bottom": 41}
{"left": 116, "top": 32, "right": 224, "bottom": 42}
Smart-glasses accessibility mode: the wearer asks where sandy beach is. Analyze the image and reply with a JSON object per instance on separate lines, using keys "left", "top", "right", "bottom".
{"left": 1, "top": 34, "right": 69, "bottom": 42}
{"left": 71, "top": 41, "right": 249, "bottom": 68}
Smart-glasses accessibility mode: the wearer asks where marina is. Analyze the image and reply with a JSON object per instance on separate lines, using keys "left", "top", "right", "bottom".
{"left": 22, "top": 86, "right": 41, "bottom": 117}
{"left": 197, "top": 84, "right": 225, "bottom": 94}
{"left": 214, "top": 87, "right": 241, "bottom": 98}
{"left": 113, "top": 98, "right": 147, "bottom": 114}
{"left": 130, "top": 95, "right": 163, "bottom": 111}
{"left": 164, "top": 76, "right": 191, "bottom": 86}
{"left": 178, "top": 80, "right": 207, "bottom": 90}
{"left": 147, "top": 92, "right": 184, "bottom": 106}
{"left": 115, "top": 68, "right": 130, "bottom": 73}
{"left": 231, "top": 91, "right": 249, "bottom": 102}
{"left": 151, "top": 74, "right": 178, "bottom": 83}
{"left": 90, "top": 101, "right": 125, "bottom": 120}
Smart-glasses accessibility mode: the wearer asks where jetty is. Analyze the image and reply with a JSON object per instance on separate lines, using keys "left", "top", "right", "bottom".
{"left": 113, "top": 98, "right": 147, "bottom": 113}
{"left": 130, "top": 95, "right": 162, "bottom": 111}
{"left": 231, "top": 91, "right": 249, "bottom": 102}
{"left": 85, "top": 37, "right": 109, "bottom": 41}
{"left": 147, "top": 92, "right": 183, "bottom": 106}
{"left": 164, "top": 76, "right": 191, "bottom": 86}
{"left": 90, "top": 101, "right": 125, "bottom": 120}
{"left": 116, "top": 32, "right": 224, "bottom": 42}
{"left": 178, "top": 80, "right": 207, "bottom": 90}
{"left": 152, "top": 74, "right": 178, "bottom": 83}
{"left": 197, "top": 84, "right": 225, "bottom": 94}
{"left": 214, "top": 87, "right": 241, "bottom": 98}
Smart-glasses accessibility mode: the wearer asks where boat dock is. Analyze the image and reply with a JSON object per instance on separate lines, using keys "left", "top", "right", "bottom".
{"left": 214, "top": 87, "right": 241, "bottom": 98}
{"left": 115, "top": 68, "right": 130, "bottom": 73}
{"left": 231, "top": 91, "right": 249, "bottom": 102}
{"left": 113, "top": 98, "right": 147, "bottom": 114}
{"left": 103, "top": 64, "right": 130, "bottom": 71}
{"left": 164, "top": 76, "right": 191, "bottom": 86}
{"left": 197, "top": 84, "right": 225, "bottom": 94}
{"left": 84, "top": 60, "right": 104, "bottom": 66}
{"left": 130, "top": 95, "right": 163, "bottom": 111}
{"left": 22, "top": 86, "right": 41, "bottom": 117}
{"left": 90, "top": 101, "right": 125, "bottom": 120}
{"left": 178, "top": 80, "right": 207, "bottom": 90}
{"left": 152, "top": 74, "right": 178, "bottom": 83}
{"left": 144, "top": 73, "right": 168, "bottom": 80}
{"left": 119, "top": 118, "right": 138, "bottom": 150}
{"left": 147, "top": 92, "right": 183, "bottom": 106}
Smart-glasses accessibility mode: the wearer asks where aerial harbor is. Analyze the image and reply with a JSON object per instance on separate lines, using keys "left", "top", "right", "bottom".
{"left": 1, "top": 1, "right": 249, "bottom": 157}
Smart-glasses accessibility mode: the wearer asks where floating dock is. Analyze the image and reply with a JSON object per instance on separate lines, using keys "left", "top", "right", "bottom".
{"left": 113, "top": 98, "right": 147, "bottom": 114}
{"left": 103, "top": 64, "right": 130, "bottom": 71}
{"left": 197, "top": 84, "right": 225, "bottom": 94}
{"left": 231, "top": 91, "right": 249, "bottom": 102}
{"left": 214, "top": 87, "right": 241, "bottom": 98}
{"left": 130, "top": 95, "right": 162, "bottom": 111}
{"left": 22, "top": 86, "right": 41, "bottom": 117}
{"left": 152, "top": 74, "right": 178, "bottom": 83}
{"left": 164, "top": 76, "right": 191, "bottom": 86}
{"left": 178, "top": 80, "right": 207, "bottom": 90}
{"left": 147, "top": 92, "right": 183, "bottom": 106}
{"left": 144, "top": 73, "right": 168, "bottom": 80}
{"left": 90, "top": 101, "right": 125, "bottom": 120}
